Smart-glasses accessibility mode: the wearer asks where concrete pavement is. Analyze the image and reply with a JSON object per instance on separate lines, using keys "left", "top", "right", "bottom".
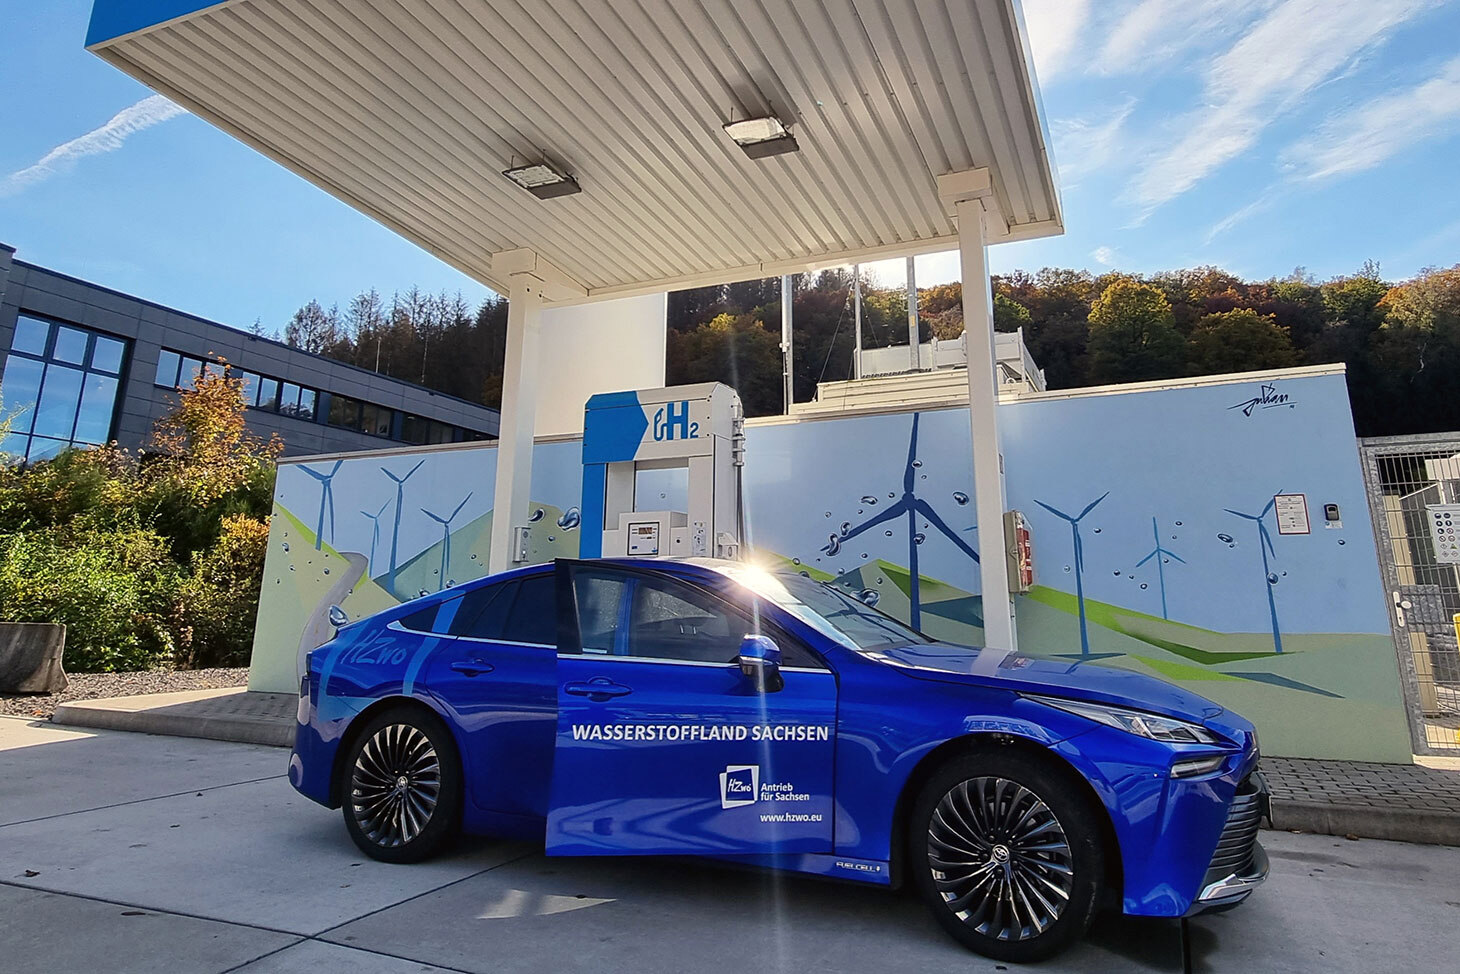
{"left": 2, "top": 713, "right": 1455, "bottom": 973}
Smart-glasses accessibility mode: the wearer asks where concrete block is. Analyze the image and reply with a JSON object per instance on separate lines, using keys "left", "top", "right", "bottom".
{"left": 0, "top": 622, "right": 68, "bottom": 693}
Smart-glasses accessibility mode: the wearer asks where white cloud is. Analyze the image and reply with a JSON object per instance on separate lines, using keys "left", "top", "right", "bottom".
{"left": 1128, "top": 0, "right": 1439, "bottom": 214}
{"left": 0, "top": 95, "right": 186, "bottom": 198}
{"left": 1092, "top": 246, "right": 1119, "bottom": 266}
{"left": 1052, "top": 99, "right": 1136, "bottom": 186}
{"left": 1020, "top": 0, "right": 1092, "bottom": 82}
{"left": 1096, "top": 0, "right": 1271, "bottom": 75}
{"left": 1284, "top": 55, "right": 1460, "bottom": 180}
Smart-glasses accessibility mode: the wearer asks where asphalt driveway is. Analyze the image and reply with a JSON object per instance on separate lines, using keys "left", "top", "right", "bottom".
{"left": 1, "top": 714, "right": 1453, "bottom": 973}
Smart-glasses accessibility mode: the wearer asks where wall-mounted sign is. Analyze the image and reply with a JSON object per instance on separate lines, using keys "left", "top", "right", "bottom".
{"left": 1274, "top": 493, "right": 1310, "bottom": 535}
{"left": 1428, "top": 505, "right": 1460, "bottom": 564}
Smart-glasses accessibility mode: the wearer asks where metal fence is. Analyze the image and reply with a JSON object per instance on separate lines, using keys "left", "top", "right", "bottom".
{"left": 1360, "top": 433, "right": 1460, "bottom": 753}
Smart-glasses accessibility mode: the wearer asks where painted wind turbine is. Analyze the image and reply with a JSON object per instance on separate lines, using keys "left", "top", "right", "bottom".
{"left": 300, "top": 460, "right": 343, "bottom": 551}
{"left": 421, "top": 492, "right": 474, "bottom": 591}
{"left": 822, "top": 413, "right": 979, "bottom": 630}
{"left": 360, "top": 499, "right": 390, "bottom": 568}
{"left": 1033, "top": 492, "right": 1110, "bottom": 658}
{"left": 380, "top": 459, "right": 425, "bottom": 594}
{"left": 1225, "top": 495, "right": 1284, "bottom": 654}
{"left": 1135, "top": 517, "right": 1186, "bottom": 620}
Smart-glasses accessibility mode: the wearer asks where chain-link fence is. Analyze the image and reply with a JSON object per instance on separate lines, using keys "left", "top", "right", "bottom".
{"left": 1361, "top": 434, "right": 1460, "bottom": 753}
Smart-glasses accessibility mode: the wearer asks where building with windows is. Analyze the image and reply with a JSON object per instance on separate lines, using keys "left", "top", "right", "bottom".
{"left": 0, "top": 244, "right": 499, "bottom": 462}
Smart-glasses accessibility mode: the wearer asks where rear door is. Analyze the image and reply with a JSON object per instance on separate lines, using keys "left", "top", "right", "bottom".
{"left": 546, "top": 561, "right": 837, "bottom": 856}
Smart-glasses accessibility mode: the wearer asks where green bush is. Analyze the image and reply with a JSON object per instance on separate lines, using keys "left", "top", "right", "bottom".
{"left": 0, "top": 525, "right": 180, "bottom": 672}
{"left": 171, "top": 514, "right": 271, "bottom": 668}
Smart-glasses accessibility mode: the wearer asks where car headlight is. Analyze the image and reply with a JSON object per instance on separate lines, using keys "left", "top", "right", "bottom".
{"left": 1026, "top": 695, "right": 1221, "bottom": 745}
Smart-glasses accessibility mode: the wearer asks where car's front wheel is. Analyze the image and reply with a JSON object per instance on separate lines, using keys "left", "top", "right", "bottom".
{"left": 910, "top": 750, "right": 1104, "bottom": 963}
{"left": 341, "top": 705, "right": 462, "bottom": 863}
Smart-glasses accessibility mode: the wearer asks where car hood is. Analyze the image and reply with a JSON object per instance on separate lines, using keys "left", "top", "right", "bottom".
{"left": 870, "top": 642, "right": 1243, "bottom": 735}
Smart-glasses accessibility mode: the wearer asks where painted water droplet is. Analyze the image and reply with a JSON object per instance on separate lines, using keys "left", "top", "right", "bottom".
{"left": 1171, "top": 535, "right": 1178, "bottom": 540}
{"left": 1113, "top": 570, "right": 1122, "bottom": 576}
{"left": 859, "top": 590, "right": 881, "bottom": 607}
{"left": 1267, "top": 573, "right": 1279, "bottom": 585}
{"left": 953, "top": 491, "right": 969, "bottom": 506}
{"left": 1280, "top": 571, "right": 1287, "bottom": 577}
{"left": 799, "top": 570, "right": 810, "bottom": 577}
{"left": 1337, "top": 539, "right": 1346, "bottom": 546}
{"left": 1217, "top": 533, "right": 1235, "bottom": 544}
{"left": 1063, "top": 565, "right": 1072, "bottom": 573}
{"left": 1229, "top": 543, "right": 1237, "bottom": 548}
{"left": 557, "top": 507, "right": 581, "bottom": 530}
{"left": 792, "top": 558, "right": 801, "bottom": 566}
{"left": 433, "top": 569, "right": 439, "bottom": 575}
{"left": 860, "top": 553, "right": 869, "bottom": 560}
{"left": 323, "top": 568, "right": 330, "bottom": 575}
{"left": 914, "top": 533, "right": 926, "bottom": 545}
{"left": 877, "top": 577, "right": 884, "bottom": 584}
{"left": 288, "top": 565, "right": 295, "bottom": 572}
{"left": 1093, "top": 527, "right": 1102, "bottom": 534}
{"left": 470, "top": 553, "right": 478, "bottom": 560}
{"left": 447, "top": 579, "right": 457, "bottom": 588}
{"left": 921, "top": 474, "right": 927, "bottom": 480}
{"left": 857, "top": 509, "right": 864, "bottom": 515}
{"left": 418, "top": 590, "right": 429, "bottom": 598}
{"left": 861, "top": 495, "right": 878, "bottom": 505}
{"left": 1175, "top": 521, "right": 1183, "bottom": 526}
{"left": 825, "top": 534, "right": 842, "bottom": 556}
{"left": 281, "top": 542, "right": 290, "bottom": 553}
{"left": 888, "top": 492, "right": 895, "bottom": 499}
{"left": 548, "top": 536, "right": 556, "bottom": 543}
{"left": 659, "top": 492, "right": 666, "bottom": 499}
{"left": 839, "top": 521, "right": 852, "bottom": 537}
{"left": 528, "top": 508, "right": 544, "bottom": 522}
{"left": 912, "top": 460, "right": 922, "bottom": 468}
{"left": 824, "top": 511, "right": 831, "bottom": 518}
{"left": 1140, "top": 583, "right": 1149, "bottom": 590}
{"left": 885, "top": 530, "right": 893, "bottom": 537}
{"left": 1163, "top": 558, "right": 1171, "bottom": 564}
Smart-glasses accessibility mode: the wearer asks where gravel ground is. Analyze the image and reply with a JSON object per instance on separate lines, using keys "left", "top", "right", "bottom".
{"left": 0, "top": 668, "right": 249, "bottom": 719}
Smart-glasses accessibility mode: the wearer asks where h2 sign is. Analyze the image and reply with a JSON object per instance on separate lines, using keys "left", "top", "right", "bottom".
{"left": 653, "top": 400, "right": 700, "bottom": 442}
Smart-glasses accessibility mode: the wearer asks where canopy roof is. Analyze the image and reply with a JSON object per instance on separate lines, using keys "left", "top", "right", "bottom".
{"left": 89, "top": 0, "right": 1062, "bottom": 302}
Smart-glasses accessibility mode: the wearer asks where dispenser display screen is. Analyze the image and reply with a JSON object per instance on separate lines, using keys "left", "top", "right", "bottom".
{"left": 628, "top": 521, "right": 661, "bottom": 556}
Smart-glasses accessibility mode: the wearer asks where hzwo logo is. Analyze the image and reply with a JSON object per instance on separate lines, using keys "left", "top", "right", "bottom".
{"left": 719, "top": 765, "right": 760, "bottom": 809}
{"left": 653, "top": 400, "right": 700, "bottom": 441}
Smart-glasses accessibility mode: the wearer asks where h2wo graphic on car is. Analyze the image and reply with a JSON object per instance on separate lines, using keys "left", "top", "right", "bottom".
{"left": 290, "top": 557, "right": 1268, "bottom": 962}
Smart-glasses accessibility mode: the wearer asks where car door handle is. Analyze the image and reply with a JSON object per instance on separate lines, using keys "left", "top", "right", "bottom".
{"left": 563, "top": 678, "right": 634, "bottom": 701}
{"left": 449, "top": 660, "right": 494, "bottom": 677}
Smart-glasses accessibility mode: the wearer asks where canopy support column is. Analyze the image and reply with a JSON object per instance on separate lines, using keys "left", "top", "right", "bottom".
{"left": 906, "top": 256, "right": 920, "bottom": 371}
{"left": 853, "top": 264, "right": 863, "bottom": 379}
{"left": 781, "top": 274, "right": 794, "bottom": 412}
{"left": 488, "top": 271, "right": 544, "bottom": 573}
{"left": 956, "top": 196, "right": 1016, "bottom": 650}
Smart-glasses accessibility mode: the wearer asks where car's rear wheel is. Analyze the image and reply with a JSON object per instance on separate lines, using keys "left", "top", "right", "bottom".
{"left": 910, "top": 750, "right": 1104, "bottom": 963}
{"left": 341, "top": 706, "right": 462, "bottom": 863}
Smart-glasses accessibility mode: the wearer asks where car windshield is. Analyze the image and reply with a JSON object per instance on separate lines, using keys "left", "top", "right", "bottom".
{"left": 715, "top": 564, "right": 929, "bottom": 652}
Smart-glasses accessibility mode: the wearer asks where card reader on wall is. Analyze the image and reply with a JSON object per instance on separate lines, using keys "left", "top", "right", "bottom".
{"left": 615, "top": 511, "right": 690, "bottom": 557}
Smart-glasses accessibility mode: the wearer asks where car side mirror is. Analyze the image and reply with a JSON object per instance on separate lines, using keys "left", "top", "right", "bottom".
{"left": 328, "top": 605, "right": 349, "bottom": 629}
{"left": 738, "top": 634, "right": 784, "bottom": 693}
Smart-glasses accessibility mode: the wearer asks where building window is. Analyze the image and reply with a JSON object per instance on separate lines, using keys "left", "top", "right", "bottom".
{"left": 2, "top": 315, "right": 128, "bottom": 463}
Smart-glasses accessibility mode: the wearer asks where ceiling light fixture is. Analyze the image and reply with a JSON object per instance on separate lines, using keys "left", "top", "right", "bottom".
{"left": 723, "top": 115, "right": 798, "bottom": 159}
{"left": 502, "top": 162, "right": 581, "bottom": 199}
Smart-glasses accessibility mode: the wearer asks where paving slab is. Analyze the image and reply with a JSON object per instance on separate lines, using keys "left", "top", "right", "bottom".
{"left": 232, "top": 939, "right": 465, "bottom": 973}
{"left": 52, "top": 687, "right": 296, "bottom": 747}
{"left": 0, "top": 774, "right": 532, "bottom": 935}
{"left": 1265, "top": 755, "right": 1460, "bottom": 845}
{"left": 0, "top": 714, "right": 284, "bottom": 825}
{"left": 0, "top": 882, "right": 299, "bottom": 974}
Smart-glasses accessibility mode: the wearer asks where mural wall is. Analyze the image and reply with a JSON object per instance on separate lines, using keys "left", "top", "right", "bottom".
{"left": 251, "top": 370, "right": 1412, "bottom": 762}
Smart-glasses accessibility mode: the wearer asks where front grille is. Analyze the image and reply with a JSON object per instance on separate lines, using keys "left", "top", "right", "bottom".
{"left": 1205, "top": 775, "right": 1264, "bottom": 880}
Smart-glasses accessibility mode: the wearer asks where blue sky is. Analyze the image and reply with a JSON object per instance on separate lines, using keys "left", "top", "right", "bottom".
{"left": 3, "top": 1, "right": 1460, "bottom": 333}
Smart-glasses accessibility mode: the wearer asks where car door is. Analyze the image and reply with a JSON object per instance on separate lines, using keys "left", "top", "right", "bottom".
{"left": 546, "top": 561, "right": 837, "bottom": 856}
{"left": 420, "top": 572, "right": 558, "bottom": 818}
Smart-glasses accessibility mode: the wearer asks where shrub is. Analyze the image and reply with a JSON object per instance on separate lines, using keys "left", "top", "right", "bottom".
{"left": 170, "top": 514, "right": 271, "bottom": 668}
{"left": 0, "top": 524, "right": 180, "bottom": 672}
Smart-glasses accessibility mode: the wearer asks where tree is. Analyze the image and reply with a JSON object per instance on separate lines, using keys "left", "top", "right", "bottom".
{"left": 1186, "top": 309, "right": 1298, "bottom": 376}
{"left": 665, "top": 312, "right": 783, "bottom": 416}
{"left": 993, "top": 293, "right": 1032, "bottom": 333}
{"left": 1086, "top": 279, "right": 1186, "bottom": 383}
{"left": 284, "top": 299, "right": 340, "bottom": 354}
{"left": 1381, "top": 264, "right": 1460, "bottom": 333}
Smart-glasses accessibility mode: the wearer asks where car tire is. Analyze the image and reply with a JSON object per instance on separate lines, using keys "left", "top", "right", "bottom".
{"left": 341, "top": 705, "right": 463, "bottom": 864}
{"left": 910, "top": 749, "right": 1104, "bottom": 963}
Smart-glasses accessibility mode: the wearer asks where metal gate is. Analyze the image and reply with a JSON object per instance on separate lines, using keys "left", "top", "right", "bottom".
{"left": 1361, "top": 433, "right": 1460, "bottom": 753}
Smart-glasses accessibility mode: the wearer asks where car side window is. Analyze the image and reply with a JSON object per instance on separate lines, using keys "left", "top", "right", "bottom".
{"left": 447, "top": 582, "right": 514, "bottom": 639}
{"left": 398, "top": 602, "right": 445, "bottom": 633}
{"left": 573, "top": 570, "right": 626, "bottom": 655}
{"left": 500, "top": 574, "right": 557, "bottom": 646}
{"left": 626, "top": 575, "right": 751, "bottom": 664}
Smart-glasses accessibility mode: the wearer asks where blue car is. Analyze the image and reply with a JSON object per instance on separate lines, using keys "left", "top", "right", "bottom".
{"left": 291, "top": 558, "right": 1268, "bottom": 962}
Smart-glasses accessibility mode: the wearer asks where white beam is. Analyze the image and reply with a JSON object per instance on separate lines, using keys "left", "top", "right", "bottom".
{"left": 956, "top": 197, "right": 1017, "bottom": 651}
{"left": 488, "top": 271, "right": 545, "bottom": 573}
{"left": 853, "top": 264, "right": 863, "bottom": 380}
{"left": 905, "top": 256, "right": 919, "bottom": 372}
{"left": 781, "top": 274, "right": 794, "bottom": 412}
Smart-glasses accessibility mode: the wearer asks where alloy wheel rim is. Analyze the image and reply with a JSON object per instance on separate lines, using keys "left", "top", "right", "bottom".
{"left": 927, "top": 776, "right": 1075, "bottom": 942}
{"left": 350, "top": 724, "right": 441, "bottom": 847}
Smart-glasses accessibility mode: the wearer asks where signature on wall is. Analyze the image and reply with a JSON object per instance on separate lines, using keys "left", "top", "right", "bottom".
{"left": 1229, "top": 383, "right": 1296, "bottom": 417}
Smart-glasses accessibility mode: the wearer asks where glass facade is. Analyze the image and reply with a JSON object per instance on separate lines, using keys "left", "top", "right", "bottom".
{"left": 2, "top": 316, "right": 128, "bottom": 463}
{"left": 153, "top": 347, "right": 491, "bottom": 445}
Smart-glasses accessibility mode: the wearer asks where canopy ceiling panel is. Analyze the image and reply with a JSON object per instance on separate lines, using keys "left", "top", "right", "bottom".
{"left": 89, "top": 0, "right": 1062, "bottom": 301}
